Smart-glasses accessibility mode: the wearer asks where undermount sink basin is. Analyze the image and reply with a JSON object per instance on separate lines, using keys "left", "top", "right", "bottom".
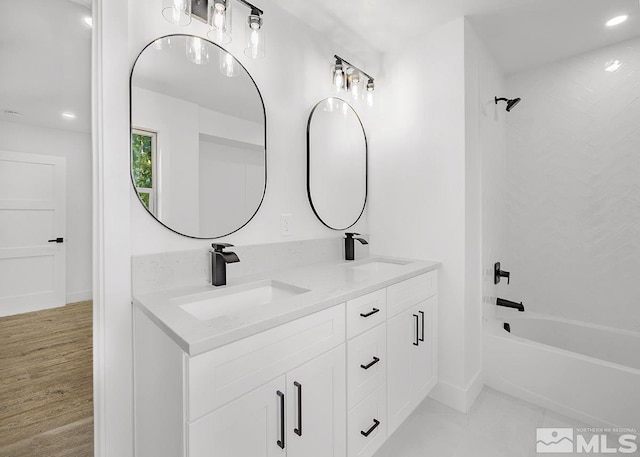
{"left": 177, "top": 280, "right": 309, "bottom": 321}
{"left": 347, "top": 259, "right": 408, "bottom": 273}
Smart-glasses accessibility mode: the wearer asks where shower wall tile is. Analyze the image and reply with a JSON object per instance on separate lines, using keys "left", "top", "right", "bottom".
{"left": 505, "top": 37, "right": 640, "bottom": 332}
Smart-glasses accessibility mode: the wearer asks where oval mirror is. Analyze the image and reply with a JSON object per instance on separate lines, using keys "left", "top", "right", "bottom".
{"left": 307, "top": 98, "right": 367, "bottom": 230}
{"left": 130, "top": 35, "right": 266, "bottom": 238}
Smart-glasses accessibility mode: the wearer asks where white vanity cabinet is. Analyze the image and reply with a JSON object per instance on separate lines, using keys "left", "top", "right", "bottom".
{"left": 190, "top": 345, "right": 346, "bottom": 457}
{"left": 386, "top": 275, "right": 438, "bottom": 435}
{"left": 134, "top": 268, "right": 438, "bottom": 457}
{"left": 134, "top": 304, "right": 346, "bottom": 457}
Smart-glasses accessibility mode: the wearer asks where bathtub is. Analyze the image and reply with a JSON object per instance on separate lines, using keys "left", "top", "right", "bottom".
{"left": 484, "top": 313, "right": 640, "bottom": 428}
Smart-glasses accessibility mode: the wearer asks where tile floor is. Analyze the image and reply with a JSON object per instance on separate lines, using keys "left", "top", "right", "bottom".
{"left": 374, "top": 387, "right": 639, "bottom": 457}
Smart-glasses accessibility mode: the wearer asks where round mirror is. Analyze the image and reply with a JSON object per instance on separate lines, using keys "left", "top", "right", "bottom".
{"left": 130, "top": 35, "right": 266, "bottom": 238}
{"left": 307, "top": 98, "right": 367, "bottom": 230}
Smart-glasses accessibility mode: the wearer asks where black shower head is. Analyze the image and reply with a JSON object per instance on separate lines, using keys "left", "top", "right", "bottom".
{"left": 495, "top": 96, "right": 522, "bottom": 112}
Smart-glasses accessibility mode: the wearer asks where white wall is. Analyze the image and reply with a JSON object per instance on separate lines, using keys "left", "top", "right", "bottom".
{"left": 0, "top": 120, "right": 92, "bottom": 303}
{"left": 128, "top": 0, "right": 377, "bottom": 254}
{"left": 463, "top": 24, "right": 508, "bottom": 324}
{"left": 505, "top": 37, "right": 640, "bottom": 333}
{"left": 370, "top": 18, "right": 483, "bottom": 412}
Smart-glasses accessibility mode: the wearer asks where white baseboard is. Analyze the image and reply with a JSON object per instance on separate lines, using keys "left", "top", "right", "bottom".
{"left": 66, "top": 290, "right": 93, "bottom": 304}
{"left": 429, "top": 370, "right": 484, "bottom": 413}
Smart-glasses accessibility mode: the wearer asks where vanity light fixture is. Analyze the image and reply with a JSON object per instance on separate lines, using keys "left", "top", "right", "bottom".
{"left": 332, "top": 55, "right": 375, "bottom": 106}
{"left": 162, "top": 0, "right": 192, "bottom": 26}
{"left": 162, "top": 0, "right": 266, "bottom": 59}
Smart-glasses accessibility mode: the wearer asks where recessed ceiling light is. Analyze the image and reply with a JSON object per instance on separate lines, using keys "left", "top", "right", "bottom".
{"left": 83, "top": 16, "right": 93, "bottom": 27}
{"left": 605, "top": 60, "right": 622, "bottom": 72}
{"left": 606, "top": 15, "right": 628, "bottom": 27}
{"left": 62, "top": 112, "right": 77, "bottom": 120}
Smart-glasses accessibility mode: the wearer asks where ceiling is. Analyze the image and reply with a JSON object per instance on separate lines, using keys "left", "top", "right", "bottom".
{"left": 278, "top": 0, "right": 640, "bottom": 75}
{"left": 0, "top": 0, "right": 91, "bottom": 133}
{"left": 132, "top": 36, "right": 264, "bottom": 124}
{"left": 276, "top": 0, "right": 534, "bottom": 61}
{"left": 469, "top": 0, "right": 640, "bottom": 74}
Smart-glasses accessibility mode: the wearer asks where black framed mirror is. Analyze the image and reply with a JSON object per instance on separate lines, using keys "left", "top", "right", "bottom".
{"left": 130, "top": 34, "right": 266, "bottom": 239}
{"left": 307, "top": 97, "right": 367, "bottom": 230}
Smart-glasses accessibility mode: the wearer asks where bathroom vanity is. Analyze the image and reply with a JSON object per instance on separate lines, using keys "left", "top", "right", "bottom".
{"left": 133, "top": 256, "right": 439, "bottom": 457}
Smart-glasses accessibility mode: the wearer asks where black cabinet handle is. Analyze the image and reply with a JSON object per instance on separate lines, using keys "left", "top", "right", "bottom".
{"left": 48, "top": 238, "right": 64, "bottom": 243}
{"left": 419, "top": 310, "right": 425, "bottom": 342}
{"left": 294, "top": 381, "right": 302, "bottom": 437}
{"left": 413, "top": 314, "right": 419, "bottom": 346}
{"left": 360, "top": 356, "right": 380, "bottom": 370}
{"left": 360, "top": 308, "right": 380, "bottom": 318}
{"left": 277, "top": 390, "right": 285, "bottom": 449}
{"left": 360, "top": 419, "right": 381, "bottom": 437}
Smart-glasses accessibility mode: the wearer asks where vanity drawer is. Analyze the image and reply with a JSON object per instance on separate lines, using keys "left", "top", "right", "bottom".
{"left": 386, "top": 271, "right": 437, "bottom": 318}
{"left": 347, "top": 324, "right": 386, "bottom": 410}
{"left": 346, "top": 289, "right": 386, "bottom": 339}
{"left": 187, "top": 303, "right": 345, "bottom": 421}
{"left": 348, "top": 386, "right": 387, "bottom": 457}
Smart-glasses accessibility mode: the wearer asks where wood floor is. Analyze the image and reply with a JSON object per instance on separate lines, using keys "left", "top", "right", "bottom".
{"left": 0, "top": 301, "right": 93, "bottom": 457}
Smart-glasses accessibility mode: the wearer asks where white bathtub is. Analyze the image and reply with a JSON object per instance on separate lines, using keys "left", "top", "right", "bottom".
{"left": 484, "top": 313, "right": 640, "bottom": 428}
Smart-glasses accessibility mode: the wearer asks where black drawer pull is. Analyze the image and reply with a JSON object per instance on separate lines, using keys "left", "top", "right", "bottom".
{"left": 48, "top": 237, "right": 64, "bottom": 243}
{"left": 294, "top": 381, "right": 302, "bottom": 436}
{"left": 360, "top": 357, "right": 380, "bottom": 370}
{"left": 277, "top": 390, "right": 285, "bottom": 449}
{"left": 413, "top": 314, "right": 419, "bottom": 346}
{"left": 361, "top": 419, "right": 380, "bottom": 437}
{"left": 419, "top": 310, "right": 425, "bottom": 342}
{"left": 360, "top": 308, "right": 380, "bottom": 318}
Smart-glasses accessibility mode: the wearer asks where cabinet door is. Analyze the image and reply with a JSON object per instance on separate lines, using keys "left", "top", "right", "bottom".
{"left": 386, "top": 306, "right": 416, "bottom": 435}
{"left": 410, "top": 297, "right": 437, "bottom": 404}
{"left": 188, "top": 376, "right": 286, "bottom": 457}
{"left": 286, "top": 345, "right": 346, "bottom": 457}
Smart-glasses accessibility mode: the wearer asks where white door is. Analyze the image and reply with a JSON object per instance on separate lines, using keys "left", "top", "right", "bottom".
{"left": 411, "top": 297, "right": 437, "bottom": 403}
{"left": 386, "top": 306, "right": 415, "bottom": 435}
{"left": 0, "top": 151, "right": 66, "bottom": 316}
{"left": 286, "top": 345, "right": 346, "bottom": 457}
{"left": 188, "top": 375, "right": 287, "bottom": 457}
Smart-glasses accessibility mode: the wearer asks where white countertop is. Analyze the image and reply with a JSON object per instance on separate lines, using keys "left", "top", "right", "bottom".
{"left": 133, "top": 256, "right": 440, "bottom": 356}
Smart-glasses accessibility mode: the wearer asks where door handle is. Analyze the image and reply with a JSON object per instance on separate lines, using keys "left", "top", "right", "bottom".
{"left": 48, "top": 238, "right": 64, "bottom": 243}
{"left": 360, "top": 356, "right": 380, "bottom": 370}
{"left": 419, "top": 310, "right": 425, "bottom": 342}
{"left": 360, "top": 308, "right": 380, "bottom": 318}
{"left": 277, "top": 390, "right": 285, "bottom": 449}
{"left": 293, "top": 381, "right": 302, "bottom": 437}
{"left": 413, "top": 314, "right": 419, "bottom": 346}
{"left": 360, "top": 419, "right": 381, "bottom": 437}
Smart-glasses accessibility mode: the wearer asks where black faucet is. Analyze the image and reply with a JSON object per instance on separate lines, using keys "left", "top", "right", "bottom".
{"left": 345, "top": 233, "right": 368, "bottom": 261}
{"left": 496, "top": 297, "right": 524, "bottom": 312}
{"left": 210, "top": 243, "right": 240, "bottom": 287}
{"left": 494, "top": 262, "right": 510, "bottom": 285}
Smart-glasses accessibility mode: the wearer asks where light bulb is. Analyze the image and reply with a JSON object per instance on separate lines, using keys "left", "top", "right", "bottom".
{"left": 220, "top": 52, "right": 238, "bottom": 77}
{"left": 366, "top": 92, "right": 374, "bottom": 107}
{"left": 208, "top": 0, "right": 232, "bottom": 44}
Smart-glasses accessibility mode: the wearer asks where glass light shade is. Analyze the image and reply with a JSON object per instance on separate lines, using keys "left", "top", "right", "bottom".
{"left": 245, "top": 14, "right": 265, "bottom": 59}
{"left": 186, "top": 36, "right": 210, "bottom": 65}
{"left": 348, "top": 72, "right": 361, "bottom": 100}
{"left": 332, "top": 63, "right": 345, "bottom": 90}
{"left": 162, "top": 0, "right": 192, "bottom": 26}
{"left": 366, "top": 79, "right": 374, "bottom": 107}
{"left": 220, "top": 51, "right": 240, "bottom": 77}
{"left": 207, "top": 0, "right": 232, "bottom": 44}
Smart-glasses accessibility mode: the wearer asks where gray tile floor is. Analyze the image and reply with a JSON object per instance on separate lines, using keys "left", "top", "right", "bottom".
{"left": 374, "top": 388, "right": 639, "bottom": 457}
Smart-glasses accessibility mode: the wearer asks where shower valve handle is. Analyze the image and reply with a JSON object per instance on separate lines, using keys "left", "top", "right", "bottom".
{"left": 494, "top": 262, "right": 510, "bottom": 285}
